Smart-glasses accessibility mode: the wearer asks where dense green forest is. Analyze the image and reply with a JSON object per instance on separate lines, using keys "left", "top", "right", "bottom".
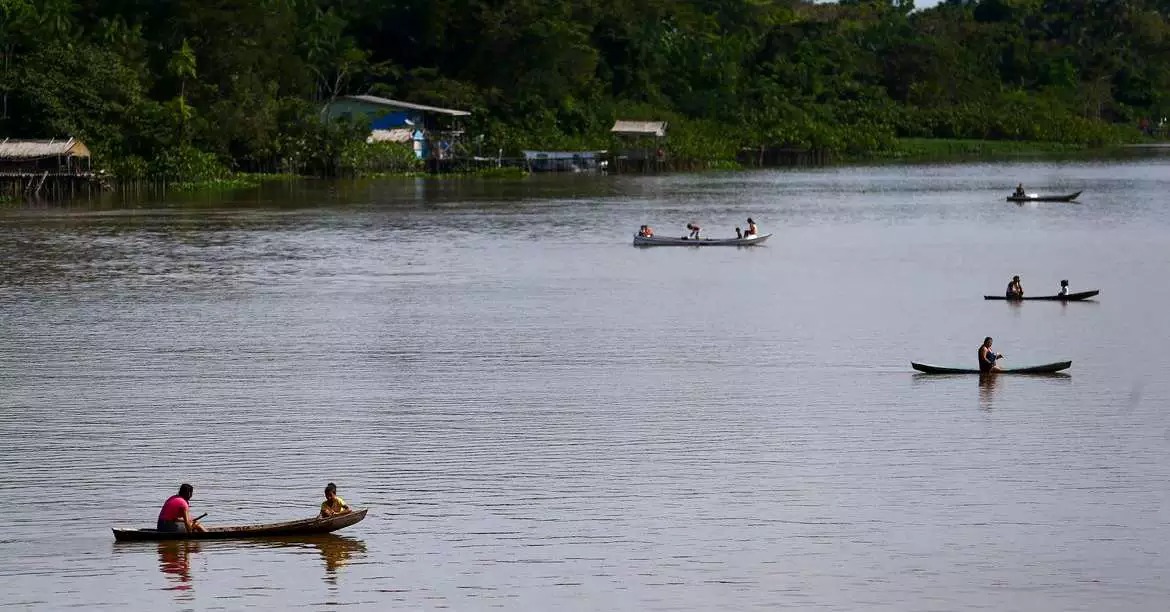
{"left": 2, "top": 0, "right": 1168, "bottom": 177}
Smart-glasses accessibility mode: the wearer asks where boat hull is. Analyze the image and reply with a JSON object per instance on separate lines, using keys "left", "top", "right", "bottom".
{"left": 911, "top": 361, "right": 1071, "bottom": 375}
{"left": 984, "top": 290, "right": 1099, "bottom": 301}
{"left": 1006, "top": 190, "right": 1081, "bottom": 202}
{"left": 112, "top": 509, "right": 367, "bottom": 541}
{"left": 633, "top": 233, "right": 771, "bottom": 247}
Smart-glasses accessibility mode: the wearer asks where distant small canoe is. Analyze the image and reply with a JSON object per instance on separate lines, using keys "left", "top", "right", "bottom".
{"left": 633, "top": 233, "right": 771, "bottom": 247}
{"left": 1006, "top": 190, "right": 1081, "bottom": 202}
{"left": 984, "top": 290, "right": 1099, "bottom": 301}
{"left": 112, "top": 509, "right": 367, "bottom": 541}
{"left": 911, "top": 361, "right": 1071, "bottom": 375}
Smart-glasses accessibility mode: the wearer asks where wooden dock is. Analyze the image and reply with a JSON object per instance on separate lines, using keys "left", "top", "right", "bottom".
{"left": 0, "top": 171, "right": 110, "bottom": 200}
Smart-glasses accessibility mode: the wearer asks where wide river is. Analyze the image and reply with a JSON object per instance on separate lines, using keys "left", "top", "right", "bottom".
{"left": 1, "top": 159, "right": 1169, "bottom": 611}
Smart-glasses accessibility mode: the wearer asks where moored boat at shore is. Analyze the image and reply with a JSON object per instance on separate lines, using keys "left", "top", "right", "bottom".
{"left": 911, "top": 361, "right": 1071, "bottom": 375}
{"left": 112, "top": 508, "right": 368, "bottom": 541}
{"left": 633, "top": 233, "right": 771, "bottom": 247}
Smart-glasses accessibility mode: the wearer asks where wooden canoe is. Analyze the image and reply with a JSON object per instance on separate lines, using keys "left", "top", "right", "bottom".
{"left": 633, "top": 233, "right": 771, "bottom": 247}
{"left": 112, "top": 508, "right": 367, "bottom": 541}
{"left": 1006, "top": 190, "right": 1081, "bottom": 202}
{"left": 911, "top": 361, "right": 1071, "bottom": 375}
{"left": 984, "top": 290, "right": 1099, "bottom": 301}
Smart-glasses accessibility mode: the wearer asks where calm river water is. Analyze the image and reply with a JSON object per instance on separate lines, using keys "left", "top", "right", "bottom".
{"left": 2, "top": 160, "right": 1169, "bottom": 610}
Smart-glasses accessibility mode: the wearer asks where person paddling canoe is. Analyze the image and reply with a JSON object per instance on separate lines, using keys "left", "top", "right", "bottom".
{"left": 158, "top": 483, "right": 205, "bottom": 533}
{"left": 978, "top": 337, "right": 1004, "bottom": 373}
{"left": 745, "top": 217, "right": 758, "bottom": 237}
{"left": 1058, "top": 279, "right": 1069, "bottom": 296}
{"left": 1006, "top": 275, "right": 1024, "bottom": 299}
{"left": 685, "top": 223, "right": 701, "bottom": 240}
{"left": 320, "top": 482, "right": 351, "bottom": 518}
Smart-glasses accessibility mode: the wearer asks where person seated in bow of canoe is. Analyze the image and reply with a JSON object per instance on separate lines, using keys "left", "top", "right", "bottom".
{"left": 735, "top": 226, "right": 743, "bottom": 239}
{"left": 158, "top": 483, "right": 205, "bottom": 533}
{"left": 744, "top": 218, "right": 758, "bottom": 237}
{"left": 1014, "top": 183, "right": 1026, "bottom": 197}
{"left": 1058, "top": 279, "right": 1069, "bottom": 296}
{"left": 638, "top": 225, "right": 654, "bottom": 238}
{"left": 979, "top": 337, "right": 1004, "bottom": 373}
{"left": 320, "top": 482, "right": 351, "bottom": 518}
{"left": 1006, "top": 275, "right": 1024, "bottom": 299}
{"left": 685, "top": 223, "right": 701, "bottom": 240}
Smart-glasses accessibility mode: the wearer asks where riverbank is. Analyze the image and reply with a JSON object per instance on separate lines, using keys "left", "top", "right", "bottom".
{"left": 867, "top": 138, "right": 1093, "bottom": 162}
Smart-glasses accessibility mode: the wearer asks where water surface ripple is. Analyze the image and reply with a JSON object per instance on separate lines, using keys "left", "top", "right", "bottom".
{"left": 2, "top": 162, "right": 1169, "bottom": 610}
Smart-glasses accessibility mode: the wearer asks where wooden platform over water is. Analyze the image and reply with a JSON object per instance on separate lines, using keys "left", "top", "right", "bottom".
{"left": 0, "top": 171, "right": 110, "bottom": 200}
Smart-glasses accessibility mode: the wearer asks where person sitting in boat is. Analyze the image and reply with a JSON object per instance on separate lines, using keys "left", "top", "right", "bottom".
{"left": 1014, "top": 183, "right": 1026, "bottom": 197}
{"left": 638, "top": 225, "right": 654, "bottom": 238}
{"left": 744, "top": 218, "right": 758, "bottom": 237}
{"left": 978, "top": 337, "right": 1004, "bottom": 373}
{"left": 158, "top": 483, "right": 205, "bottom": 533}
{"left": 1006, "top": 275, "right": 1024, "bottom": 299}
{"left": 735, "top": 226, "right": 743, "bottom": 239}
{"left": 320, "top": 482, "right": 351, "bottom": 518}
{"left": 1058, "top": 279, "right": 1069, "bottom": 296}
{"left": 685, "top": 223, "right": 701, "bottom": 240}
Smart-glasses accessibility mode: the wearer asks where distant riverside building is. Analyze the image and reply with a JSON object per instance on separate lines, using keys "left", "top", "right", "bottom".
{"left": 610, "top": 120, "right": 668, "bottom": 172}
{"left": 521, "top": 150, "right": 607, "bottom": 173}
{"left": 0, "top": 137, "right": 106, "bottom": 199}
{"left": 0, "top": 137, "right": 92, "bottom": 174}
{"left": 321, "top": 95, "right": 471, "bottom": 160}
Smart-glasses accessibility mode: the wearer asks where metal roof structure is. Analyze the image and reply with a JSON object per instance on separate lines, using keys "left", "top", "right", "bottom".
{"left": 610, "top": 121, "right": 667, "bottom": 137}
{"left": 344, "top": 95, "right": 471, "bottom": 117}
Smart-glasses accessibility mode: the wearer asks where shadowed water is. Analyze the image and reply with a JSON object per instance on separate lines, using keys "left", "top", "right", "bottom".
{"left": 1, "top": 160, "right": 1169, "bottom": 610}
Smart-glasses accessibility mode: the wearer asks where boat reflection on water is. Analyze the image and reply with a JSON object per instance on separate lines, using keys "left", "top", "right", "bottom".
{"left": 245, "top": 535, "right": 368, "bottom": 582}
{"left": 121, "top": 534, "right": 368, "bottom": 593}
{"left": 978, "top": 372, "right": 999, "bottom": 409}
{"left": 157, "top": 540, "right": 199, "bottom": 593}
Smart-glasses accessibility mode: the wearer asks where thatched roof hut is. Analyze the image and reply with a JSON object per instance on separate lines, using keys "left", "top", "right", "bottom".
{"left": 0, "top": 138, "right": 91, "bottom": 173}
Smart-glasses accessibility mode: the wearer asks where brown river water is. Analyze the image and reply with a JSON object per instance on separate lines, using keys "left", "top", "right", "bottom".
{"left": 1, "top": 160, "right": 1169, "bottom": 610}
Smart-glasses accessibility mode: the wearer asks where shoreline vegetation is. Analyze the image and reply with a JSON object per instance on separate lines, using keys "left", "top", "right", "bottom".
{"left": 155, "top": 138, "right": 1143, "bottom": 194}
{"left": 3, "top": 0, "right": 1167, "bottom": 195}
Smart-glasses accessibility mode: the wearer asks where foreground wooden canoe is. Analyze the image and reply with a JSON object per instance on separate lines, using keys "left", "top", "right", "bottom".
{"left": 633, "top": 233, "right": 771, "bottom": 246}
{"left": 911, "top": 361, "right": 1071, "bottom": 375}
{"left": 112, "top": 509, "right": 367, "bottom": 541}
{"left": 984, "top": 290, "right": 1099, "bottom": 301}
{"left": 1006, "top": 190, "right": 1081, "bottom": 202}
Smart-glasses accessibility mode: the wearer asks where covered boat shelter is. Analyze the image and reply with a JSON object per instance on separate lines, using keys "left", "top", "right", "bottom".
{"left": 322, "top": 95, "right": 471, "bottom": 160}
{"left": 610, "top": 120, "right": 667, "bottom": 173}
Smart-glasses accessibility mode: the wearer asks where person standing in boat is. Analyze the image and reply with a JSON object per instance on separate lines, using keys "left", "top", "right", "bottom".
{"left": 685, "top": 223, "right": 701, "bottom": 239}
{"left": 1014, "top": 183, "right": 1026, "bottom": 197}
{"left": 320, "top": 482, "right": 351, "bottom": 518}
{"left": 979, "top": 337, "right": 1004, "bottom": 373}
{"left": 1058, "top": 279, "right": 1069, "bottom": 296}
{"left": 744, "top": 218, "right": 758, "bottom": 237}
{"left": 1006, "top": 275, "right": 1024, "bottom": 299}
{"left": 158, "top": 483, "right": 205, "bottom": 533}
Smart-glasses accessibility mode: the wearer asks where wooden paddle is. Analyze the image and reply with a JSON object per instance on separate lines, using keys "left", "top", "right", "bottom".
{"left": 191, "top": 513, "right": 207, "bottom": 532}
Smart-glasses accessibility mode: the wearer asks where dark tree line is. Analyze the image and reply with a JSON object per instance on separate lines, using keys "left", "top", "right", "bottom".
{"left": 1, "top": 0, "right": 1166, "bottom": 176}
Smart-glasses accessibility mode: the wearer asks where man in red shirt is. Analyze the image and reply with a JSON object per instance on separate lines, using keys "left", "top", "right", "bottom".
{"left": 158, "top": 483, "right": 204, "bottom": 533}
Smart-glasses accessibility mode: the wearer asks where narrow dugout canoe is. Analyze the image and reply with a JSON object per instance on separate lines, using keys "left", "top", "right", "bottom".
{"left": 1006, "top": 190, "right": 1082, "bottom": 202}
{"left": 983, "top": 290, "right": 1099, "bottom": 301}
{"left": 633, "top": 233, "right": 771, "bottom": 246}
{"left": 911, "top": 361, "right": 1071, "bottom": 375}
{"left": 112, "top": 508, "right": 367, "bottom": 541}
